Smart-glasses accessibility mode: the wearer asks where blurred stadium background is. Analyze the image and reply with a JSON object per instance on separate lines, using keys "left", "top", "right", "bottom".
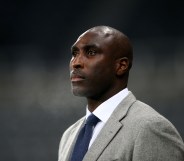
{"left": 1, "top": 0, "right": 184, "bottom": 160}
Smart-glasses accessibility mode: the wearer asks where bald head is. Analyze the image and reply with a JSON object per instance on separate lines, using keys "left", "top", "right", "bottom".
{"left": 70, "top": 26, "right": 133, "bottom": 102}
{"left": 79, "top": 26, "right": 133, "bottom": 69}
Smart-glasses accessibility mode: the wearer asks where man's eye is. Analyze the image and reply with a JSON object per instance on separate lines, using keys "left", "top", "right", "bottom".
{"left": 88, "top": 50, "right": 96, "bottom": 56}
{"left": 72, "top": 51, "right": 78, "bottom": 57}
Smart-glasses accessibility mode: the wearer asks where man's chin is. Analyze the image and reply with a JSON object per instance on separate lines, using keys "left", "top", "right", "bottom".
{"left": 72, "top": 89, "right": 87, "bottom": 97}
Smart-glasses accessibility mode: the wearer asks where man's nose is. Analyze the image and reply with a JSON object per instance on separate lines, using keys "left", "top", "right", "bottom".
{"left": 71, "top": 54, "right": 84, "bottom": 69}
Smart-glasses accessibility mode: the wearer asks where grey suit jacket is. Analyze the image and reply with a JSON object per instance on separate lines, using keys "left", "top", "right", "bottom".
{"left": 58, "top": 92, "right": 184, "bottom": 161}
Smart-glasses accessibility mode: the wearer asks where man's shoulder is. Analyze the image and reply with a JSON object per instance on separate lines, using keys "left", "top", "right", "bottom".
{"left": 117, "top": 92, "right": 167, "bottom": 123}
{"left": 127, "top": 100, "right": 181, "bottom": 135}
{"left": 129, "top": 100, "right": 169, "bottom": 124}
{"left": 59, "top": 116, "right": 85, "bottom": 149}
{"left": 63, "top": 116, "right": 85, "bottom": 136}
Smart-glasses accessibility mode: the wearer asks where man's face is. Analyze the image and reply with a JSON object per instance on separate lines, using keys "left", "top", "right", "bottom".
{"left": 70, "top": 31, "right": 117, "bottom": 100}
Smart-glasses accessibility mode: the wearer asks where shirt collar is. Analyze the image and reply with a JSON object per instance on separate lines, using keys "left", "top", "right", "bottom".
{"left": 86, "top": 88, "right": 129, "bottom": 123}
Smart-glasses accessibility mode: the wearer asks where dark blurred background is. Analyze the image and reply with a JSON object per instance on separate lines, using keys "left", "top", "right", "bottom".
{"left": 1, "top": 0, "right": 184, "bottom": 160}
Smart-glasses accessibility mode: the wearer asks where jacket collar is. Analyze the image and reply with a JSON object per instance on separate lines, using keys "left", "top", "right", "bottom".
{"left": 83, "top": 92, "right": 136, "bottom": 160}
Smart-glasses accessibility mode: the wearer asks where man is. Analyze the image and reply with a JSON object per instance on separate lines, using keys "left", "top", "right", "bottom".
{"left": 58, "top": 26, "right": 184, "bottom": 161}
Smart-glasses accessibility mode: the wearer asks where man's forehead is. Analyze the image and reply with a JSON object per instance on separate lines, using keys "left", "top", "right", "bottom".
{"left": 72, "top": 35, "right": 100, "bottom": 49}
{"left": 74, "top": 30, "right": 114, "bottom": 47}
{"left": 71, "top": 27, "right": 117, "bottom": 51}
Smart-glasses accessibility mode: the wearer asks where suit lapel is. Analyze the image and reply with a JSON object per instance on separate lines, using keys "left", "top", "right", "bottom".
{"left": 65, "top": 117, "right": 85, "bottom": 161}
{"left": 83, "top": 115, "right": 122, "bottom": 160}
{"left": 83, "top": 92, "right": 136, "bottom": 160}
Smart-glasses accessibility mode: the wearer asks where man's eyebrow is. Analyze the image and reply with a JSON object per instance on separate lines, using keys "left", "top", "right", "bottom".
{"left": 71, "top": 45, "right": 78, "bottom": 51}
{"left": 84, "top": 44, "right": 99, "bottom": 50}
{"left": 71, "top": 44, "right": 99, "bottom": 50}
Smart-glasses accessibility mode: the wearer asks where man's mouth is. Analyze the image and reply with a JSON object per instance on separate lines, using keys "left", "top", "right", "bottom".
{"left": 70, "top": 71, "right": 85, "bottom": 82}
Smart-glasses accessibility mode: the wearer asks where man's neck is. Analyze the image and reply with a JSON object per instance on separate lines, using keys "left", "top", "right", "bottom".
{"left": 86, "top": 87, "right": 127, "bottom": 112}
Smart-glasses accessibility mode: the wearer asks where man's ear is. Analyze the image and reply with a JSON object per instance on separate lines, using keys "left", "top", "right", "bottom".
{"left": 115, "top": 57, "right": 130, "bottom": 76}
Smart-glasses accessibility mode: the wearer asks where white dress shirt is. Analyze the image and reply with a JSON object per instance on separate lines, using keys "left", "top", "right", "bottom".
{"left": 86, "top": 88, "right": 129, "bottom": 148}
